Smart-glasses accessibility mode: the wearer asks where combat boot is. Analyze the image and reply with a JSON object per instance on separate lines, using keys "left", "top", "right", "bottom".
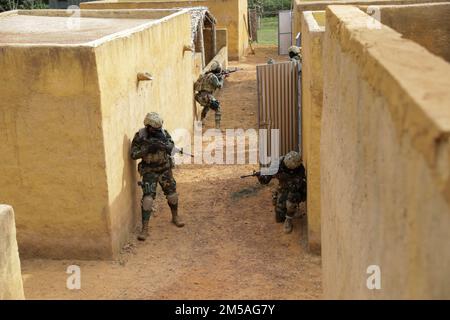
{"left": 215, "top": 120, "right": 221, "bottom": 129}
{"left": 137, "top": 220, "right": 150, "bottom": 241}
{"left": 170, "top": 207, "right": 185, "bottom": 228}
{"left": 284, "top": 216, "right": 293, "bottom": 234}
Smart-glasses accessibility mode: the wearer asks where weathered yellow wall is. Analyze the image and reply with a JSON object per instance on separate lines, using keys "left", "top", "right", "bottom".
{"left": 94, "top": 10, "right": 194, "bottom": 256}
{"left": 81, "top": 0, "right": 249, "bottom": 60}
{"left": 375, "top": 2, "right": 450, "bottom": 62}
{"left": 216, "top": 27, "right": 228, "bottom": 52}
{"left": 321, "top": 5, "right": 450, "bottom": 299}
{"left": 0, "top": 10, "right": 195, "bottom": 259}
{"left": 300, "top": 10, "right": 325, "bottom": 254}
{"left": 0, "top": 42, "right": 111, "bottom": 259}
{"left": 0, "top": 205, "right": 25, "bottom": 300}
{"left": 292, "top": 0, "right": 447, "bottom": 43}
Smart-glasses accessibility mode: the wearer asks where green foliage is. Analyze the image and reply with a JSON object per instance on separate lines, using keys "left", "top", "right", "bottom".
{"left": 0, "top": 0, "right": 48, "bottom": 12}
{"left": 257, "top": 16, "right": 278, "bottom": 45}
{"left": 249, "top": 0, "right": 292, "bottom": 15}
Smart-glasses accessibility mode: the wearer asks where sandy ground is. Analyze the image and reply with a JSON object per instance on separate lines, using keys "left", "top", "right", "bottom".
{"left": 21, "top": 46, "right": 322, "bottom": 299}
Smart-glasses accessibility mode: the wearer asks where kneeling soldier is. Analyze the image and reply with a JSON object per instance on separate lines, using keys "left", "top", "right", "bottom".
{"left": 130, "top": 112, "right": 185, "bottom": 241}
{"left": 258, "top": 151, "right": 306, "bottom": 234}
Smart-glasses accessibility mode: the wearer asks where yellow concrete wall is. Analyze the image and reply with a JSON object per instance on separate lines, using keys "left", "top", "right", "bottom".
{"left": 321, "top": 5, "right": 450, "bottom": 299}
{"left": 292, "top": 0, "right": 447, "bottom": 43}
{"left": 300, "top": 10, "right": 325, "bottom": 254}
{"left": 0, "top": 10, "right": 195, "bottom": 259}
{"left": 375, "top": 2, "right": 450, "bottom": 62}
{"left": 0, "top": 42, "right": 111, "bottom": 259}
{"left": 0, "top": 205, "right": 25, "bottom": 300}
{"left": 94, "top": 10, "right": 194, "bottom": 256}
{"left": 81, "top": 0, "right": 249, "bottom": 60}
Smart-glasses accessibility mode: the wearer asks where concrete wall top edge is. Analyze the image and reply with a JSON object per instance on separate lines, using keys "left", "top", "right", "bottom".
{"left": 326, "top": 5, "right": 450, "bottom": 201}
{"left": 0, "top": 9, "right": 189, "bottom": 47}
{"left": 295, "top": 0, "right": 449, "bottom": 6}
{"left": 359, "top": 1, "right": 450, "bottom": 9}
{"left": 326, "top": 5, "right": 450, "bottom": 202}
{"left": 327, "top": 5, "right": 450, "bottom": 132}
{"left": 303, "top": 11, "right": 326, "bottom": 31}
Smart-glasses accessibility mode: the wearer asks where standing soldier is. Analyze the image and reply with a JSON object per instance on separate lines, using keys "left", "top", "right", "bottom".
{"left": 257, "top": 151, "right": 306, "bottom": 234}
{"left": 130, "top": 112, "right": 185, "bottom": 241}
{"left": 288, "top": 45, "right": 302, "bottom": 63}
{"left": 194, "top": 61, "right": 224, "bottom": 129}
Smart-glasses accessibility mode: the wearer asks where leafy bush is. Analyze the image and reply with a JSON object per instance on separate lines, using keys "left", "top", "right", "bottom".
{"left": 249, "top": 0, "right": 292, "bottom": 16}
{"left": 0, "top": 0, "right": 48, "bottom": 12}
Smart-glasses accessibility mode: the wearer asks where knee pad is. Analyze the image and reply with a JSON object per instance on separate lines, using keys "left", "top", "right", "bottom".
{"left": 142, "top": 195, "right": 154, "bottom": 211}
{"left": 286, "top": 200, "right": 298, "bottom": 214}
{"left": 166, "top": 192, "right": 178, "bottom": 206}
{"left": 210, "top": 99, "right": 220, "bottom": 110}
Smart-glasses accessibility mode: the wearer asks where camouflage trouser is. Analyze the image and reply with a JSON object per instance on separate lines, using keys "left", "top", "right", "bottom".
{"left": 195, "top": 91, "right": 221, "bottom": 125}
{"left": 272, "top": 187, "right": 302, "bottom": 222}
{"left": 140, "top": 169, "right": 178, "bottom": 222}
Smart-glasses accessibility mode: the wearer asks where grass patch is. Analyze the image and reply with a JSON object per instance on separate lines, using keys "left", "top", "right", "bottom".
{"left": 257, "top": 16, "right": 278, "bottom": 45}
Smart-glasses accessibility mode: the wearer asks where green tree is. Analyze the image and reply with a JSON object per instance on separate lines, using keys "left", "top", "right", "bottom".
{"left": 0, "top": 0, "right": 47, "bottom": 12}
{"left": 248, "top": 0, "right": 292, "bottom": 14}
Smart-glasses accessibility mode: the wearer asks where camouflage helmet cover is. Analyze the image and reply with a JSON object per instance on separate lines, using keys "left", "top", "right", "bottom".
{"left": 283, "top": 151, "right": 302, "bottom": 169}
{"left": 288, "top": 46, "right": 301, "bottom": 55}
{"left": 209, "top": 60, "right": 222, "bottom": 73}
{"left": 144, "top": 112, "right": 163, "bottom": 129}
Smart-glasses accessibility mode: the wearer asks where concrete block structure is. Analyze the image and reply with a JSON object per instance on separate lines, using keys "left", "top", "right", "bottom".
{"left": 300, "top": 10, "right": 325, "bottom": 254}
{"left": 80, "top": 0, "right": 249, "bottom": 60}
{"left": 0, "top": 9, "right": 195, "bottom": 259}
{"left": 0, "top": 205, "right": 25, "bottom": 300}
{"left": 292, "top": 0, "right": 448, "bottom": 43}
{"left": 320, "top": 4, "right": 450, "bottom": 299}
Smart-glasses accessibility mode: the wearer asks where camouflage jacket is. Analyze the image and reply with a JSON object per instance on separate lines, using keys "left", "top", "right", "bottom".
{"left": 130, "top": 127, "right": 174, "bottom": 174}
{"left": 194, "top": 72, "right": 223, "bottom": 93}
{"left": 258, "top": 156, "right": 306, "bottom": 195}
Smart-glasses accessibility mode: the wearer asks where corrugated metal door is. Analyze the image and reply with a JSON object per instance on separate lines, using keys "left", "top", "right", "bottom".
{"left": 257, "top": 61, "right": 300, "bottom": 166}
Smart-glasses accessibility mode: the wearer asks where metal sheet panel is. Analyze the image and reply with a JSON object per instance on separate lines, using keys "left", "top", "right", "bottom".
{"left": 257, "top": 61, "right": 300, "bottom": 168}
{"left": 278, "top": 10, "right": 292, "bottom": 55}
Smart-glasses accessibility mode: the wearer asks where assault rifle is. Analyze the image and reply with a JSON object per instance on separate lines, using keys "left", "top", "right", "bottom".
{"left": 240, "top": 170, "right": 261, "bottom": 179}
{"left": 142, "top": 136, "right": 192, "bottom": 157}
{"left": 219, "top": 67, "right": 242, "bottom": 79}
{"left": 173, "top": 146, "right": 194, "bottom": 158}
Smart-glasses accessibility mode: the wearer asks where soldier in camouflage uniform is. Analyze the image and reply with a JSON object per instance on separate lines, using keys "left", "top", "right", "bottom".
{"left": 194, "top": 60, "right": 224, "bottom": 129}
{"left": 288, "top": 46, "right": 302, "bottom": 63}
{"left": 258, "top": 151, "right": 306, "bottom": 234}
{"left": 130, "top": 112, "right": 185, "bottom": 241}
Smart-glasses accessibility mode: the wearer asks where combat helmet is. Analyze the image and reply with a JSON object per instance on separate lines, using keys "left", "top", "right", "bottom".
{"left": 209, "top": 60, "right": 222, "bottom": 73}
{"left": 288, "top": 46, "right": 301, "bottom": 55}
{"left": 283, "top": 151, "right": 302, "bottom": 170}
{"left": 144, "top": 112, "right": 163, "bottom": 129}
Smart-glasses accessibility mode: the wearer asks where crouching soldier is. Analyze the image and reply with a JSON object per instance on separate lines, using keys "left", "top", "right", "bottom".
{"left": 194, "top": 61, "right": 223, "bottom": 129}
{"left": 130, "top": 112, "right": 185, "bottom": 241}
{"left": 257, "top": 151, "right": 306, "bottom": 234}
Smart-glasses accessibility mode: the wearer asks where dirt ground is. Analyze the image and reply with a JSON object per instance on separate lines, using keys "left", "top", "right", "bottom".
{"left": 21, "top": 45, "right": 322, "bottom": 300}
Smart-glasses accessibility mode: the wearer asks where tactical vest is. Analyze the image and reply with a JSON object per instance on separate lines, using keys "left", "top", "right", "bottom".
{"left": 276, "top": 161, "right": 306, "bottom": 194}
{"left": 194, "top": 73, "right": 219, "bottom": 93}
{"left": 138, "top": 128, "right": 171, "bottom": 174}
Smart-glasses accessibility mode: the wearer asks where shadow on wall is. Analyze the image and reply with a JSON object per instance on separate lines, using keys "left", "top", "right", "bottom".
{"left": 108, "top": 134, "right": 141, "bottom": 257}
